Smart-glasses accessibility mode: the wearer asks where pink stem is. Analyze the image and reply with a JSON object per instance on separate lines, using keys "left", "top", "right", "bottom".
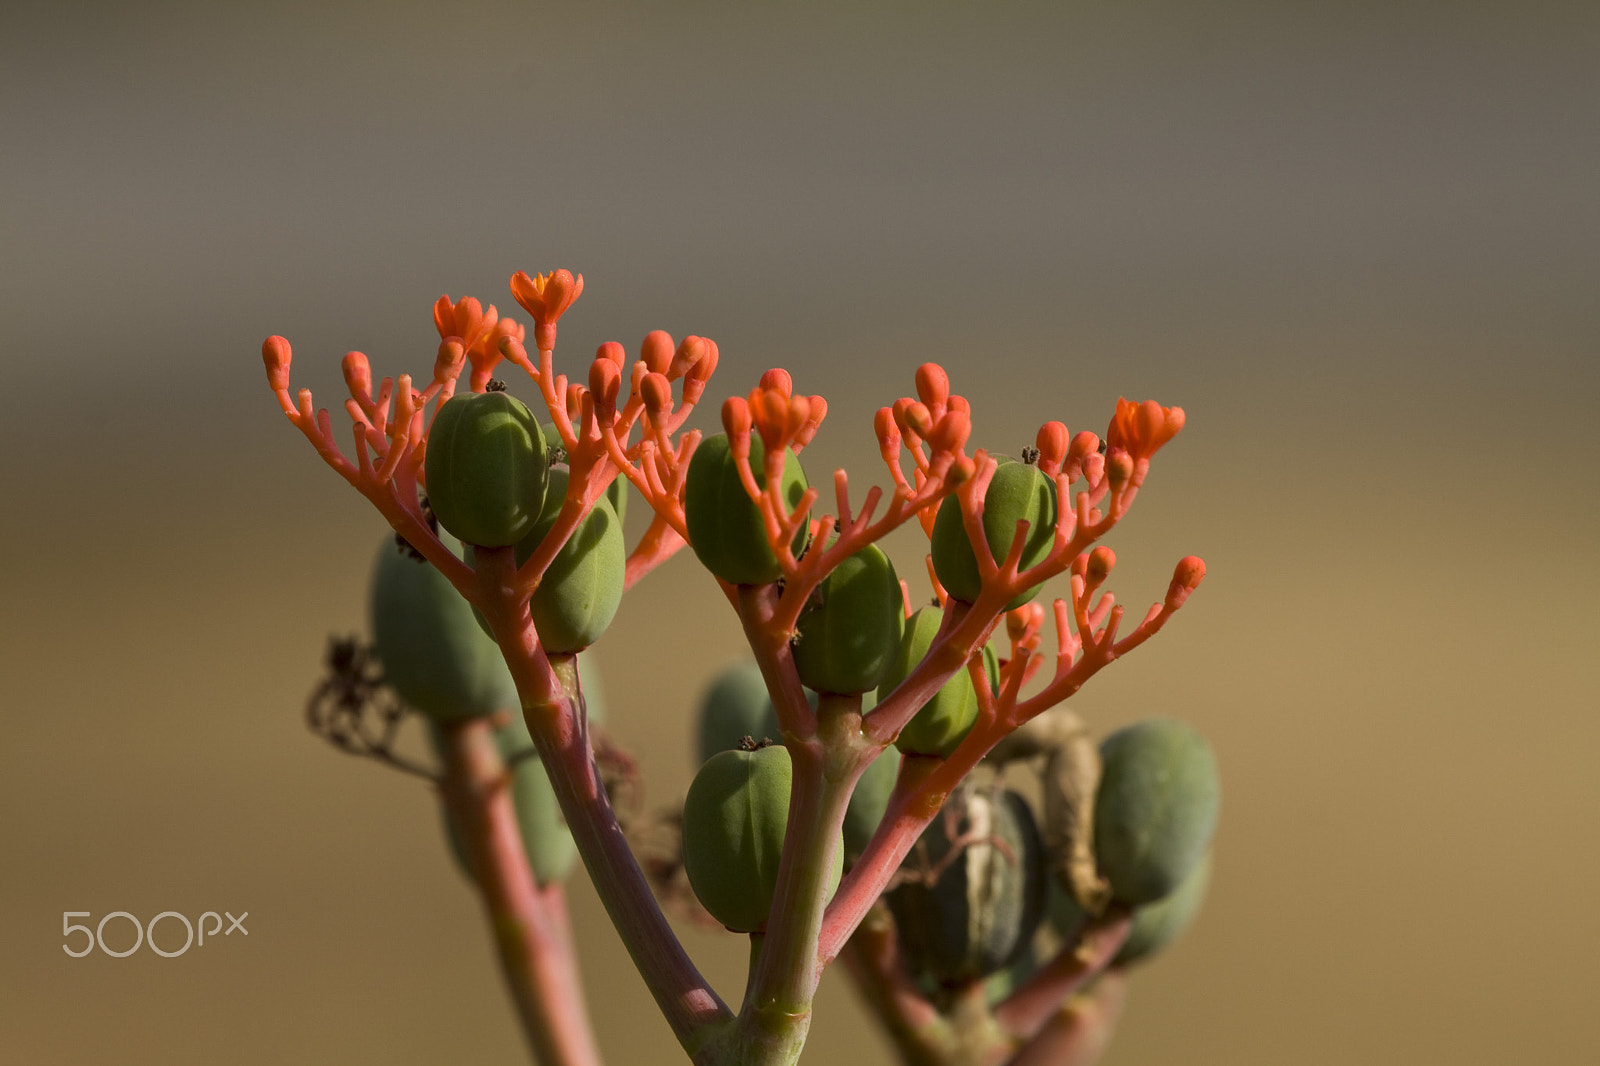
{"left": 472, "top": 547, "right": 732, "bottom": 1058}
{"left": 1003, "top": 972, "right": 1128, "bottom": 1066}
{"left": 434, "top": 717, "right": 603, "bottom": 1066}
{"left": 991, "top": 914, "right": 1131, "bottom": 1041}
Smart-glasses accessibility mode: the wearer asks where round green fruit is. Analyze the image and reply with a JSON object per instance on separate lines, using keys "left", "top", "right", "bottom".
{"left": 515, "top": 468, "right": 625, "bottom": 654}
{"left": 695, "top": 661, "right": 782, "bottom": 765}
{"left": 880, "top": 607, "right": 980, "bottom": 758}
{"left": 681, "top": 744, "right": 843, "bottom": 932}
{"left": 930, "top": 458, "right": 1058, "bottom": 609}
{"left": 426, "top": 391, "right": 550, "bottom": 547}
{"left": 1094, "top": 718, "right": 1220, "bottom": 906}
{"left": 369, "top": 531, "right": 517, "bottom": 722}
{"left": 793, "top": 545, "right": 905, "bottom": 694}
{"left": 684, "top": 433, "right": 809, "bottom": 585}
{"left": 887, "top": 786, "right": 1048, "bottom": 986}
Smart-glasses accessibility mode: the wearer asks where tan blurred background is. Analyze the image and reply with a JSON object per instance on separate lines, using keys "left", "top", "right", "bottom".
{"left": 3, "top": 1, "right": 1596, "bottom": 1062}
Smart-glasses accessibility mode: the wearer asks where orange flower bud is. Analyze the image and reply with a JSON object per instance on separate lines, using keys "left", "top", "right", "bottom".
{"left": 1165, "top": 555, "right": 1206, "bottom": 610}
{"left": 914, "top": 363, "right": 949, "bottom": 409}
{"left": 722, "top": 395, "right": 752, "bottom": 439}
{"left": 641, "top": 330, "right": 674, "bottom": 374}
{"left": 262, "top": 335, "right": 292, "bottom": 392}
{"left": 1035, "top": 421, "right": 1069, "bottom": 470}
{"left": 342, "top": 350, "right": 372, "bottom": 401}
{"left": 589, "top": 357, "right": 622, "bottom": 416}
{"left": 1087, "top": 545, "right": 1116, "bottom": 583}
{"left": 641, "top": 373, "right": 673, "bottom": 418}
{"left": 759, "top": 368, "right": 793, "bottom": 398}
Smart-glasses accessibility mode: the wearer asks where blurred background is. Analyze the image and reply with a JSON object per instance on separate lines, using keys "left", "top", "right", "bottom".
{"left": 3, "top": 1, "right": 1596, "bottom": 1062}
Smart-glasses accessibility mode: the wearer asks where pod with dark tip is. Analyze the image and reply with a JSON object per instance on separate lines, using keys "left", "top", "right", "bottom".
{"left": 426, "top": 391, "right": 549, "bottom": 547}
{"left": 879, "top": 607, "right": 980, "bottom": 758}
{"left": 793, "top": 545, "right": 905, "bottom": 694}
{"left": 1094, "top": 718, "right": 1220, "bottom": 906}
{"left": 369, "top": 531, "right": 516, "bottom": 722}
{"left": 887, "top": 785, "right": 1048, "bottom": 986}
{"left": 680, "top": 744, "right": 843, "bottom": 932}
{"left": 930, "top": 457, "right": 1058, "bottom": 609}
{"left": 684, "top": 432, "right": 809, "bottom": 585}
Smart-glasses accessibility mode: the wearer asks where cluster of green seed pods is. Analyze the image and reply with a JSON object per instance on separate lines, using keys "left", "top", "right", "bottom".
{"left": 887, "top": 784, "right": 1048, "bottom": 987}
{"left": 680, "top": 742, "right": 843, "bottom": 932}
{"left": 369, "top": 531, "right": 517, "bottom": 722}
{"left": 930, "top": 454, "right": 1058, "bottom": 609}
{"left": 684, "top": 432, "right": 810, "bottom": 585}
{"left": 425, "top": 391, "right": 550, "bottom": 547}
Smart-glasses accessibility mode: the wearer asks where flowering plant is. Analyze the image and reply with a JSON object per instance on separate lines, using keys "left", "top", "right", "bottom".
{"left": 267, "top": 268, "right": 1213, "bottom": 1066}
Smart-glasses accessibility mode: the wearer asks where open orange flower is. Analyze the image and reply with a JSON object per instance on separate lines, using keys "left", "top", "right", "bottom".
{"left": 509, "top": 269, "right": 584, "bottom": 351}
{"left": 1106, "top": 397, "right": 1185, "bottom": 461}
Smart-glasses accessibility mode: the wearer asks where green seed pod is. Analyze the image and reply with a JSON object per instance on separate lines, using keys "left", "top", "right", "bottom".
{"left": 680, "top": 744, "right": 843, "bottom": 932}
{"left": 369, "top": 531, "right": 516, "bottom": 722}
{"left": 695, "top": 661, "right": 782, "bottom": 766}
{"left": 1094, "top": 718, "right": 1220, "bottom": 906}
{"left": 793, "top": 545, "right": 905, "bottom": 694}
{"left": 426, "top": 391, "right": 550, "bottom": 547}
{"left": 888, "top": 786, "right": 1048, "bottom": 986}
{"left": 929, "top": 458, "right": 1058, "bottom": 609}
{"left": 880, "top": 607, "right": 980, "bottom": 758}
{"left": 513, "top": 468, "right": 625, "bottom": 654}
{"left": 541, "top": 422, "right": 627, "bottom": 525}
{"left": 1047, "top": 851, "right": 1212, "bottom": 969}
{"left": 684, "top": 432, "right": 809, "bottom": 585}
{"left": 843, "top": 746, "right": 901, "bottom": 858}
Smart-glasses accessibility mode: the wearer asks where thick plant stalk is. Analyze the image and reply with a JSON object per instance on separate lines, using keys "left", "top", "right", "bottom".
{"left": 475, "top": 545, "right": 733, "bottom": 1060}
{"left": 434, "top": 716, "right": 603, "bottom": 1066}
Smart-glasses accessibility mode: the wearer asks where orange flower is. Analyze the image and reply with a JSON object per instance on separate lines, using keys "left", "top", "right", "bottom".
{"left": 509, "top": 269, "right": 584, "bottom": 351}
{"left": 1105, "top": 397, "right": 1185, "bottom": 461}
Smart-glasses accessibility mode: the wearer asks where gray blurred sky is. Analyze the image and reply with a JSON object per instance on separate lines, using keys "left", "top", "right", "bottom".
{"left": 4, "top": 0, "right": 1596, "bottom": 412}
